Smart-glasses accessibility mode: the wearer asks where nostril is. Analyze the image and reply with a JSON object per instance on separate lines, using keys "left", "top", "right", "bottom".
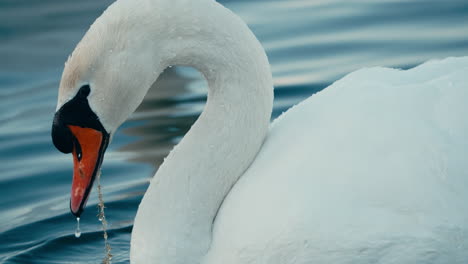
{"left": 73, "top": 136, "right": 83, "bottom": 161}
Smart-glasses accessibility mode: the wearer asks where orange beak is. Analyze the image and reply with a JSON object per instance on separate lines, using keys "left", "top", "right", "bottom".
{"left": 68, "top": 125, "right": 106, "bottom": 216}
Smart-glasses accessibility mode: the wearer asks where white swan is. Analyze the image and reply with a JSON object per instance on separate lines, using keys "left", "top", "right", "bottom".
{"left": 51, "top": 0, "right": 468, "bottom": 263}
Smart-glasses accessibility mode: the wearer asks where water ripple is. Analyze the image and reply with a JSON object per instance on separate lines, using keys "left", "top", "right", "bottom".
{"left": 1, "top": 0, "right": 468, "bottom": 262}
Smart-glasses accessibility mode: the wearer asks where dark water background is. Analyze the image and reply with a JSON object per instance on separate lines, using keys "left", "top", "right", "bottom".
{"left": 1, "top": 0, "right": 468, "bottom": 263}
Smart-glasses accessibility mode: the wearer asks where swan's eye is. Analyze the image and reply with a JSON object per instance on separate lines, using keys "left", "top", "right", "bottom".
{"left": 77, "top": 84, "right": 91, "bottom": 98}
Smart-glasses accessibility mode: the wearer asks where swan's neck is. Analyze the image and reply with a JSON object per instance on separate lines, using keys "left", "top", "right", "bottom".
{"left": 101, "top": 1, "right": 275, "bottom": 262}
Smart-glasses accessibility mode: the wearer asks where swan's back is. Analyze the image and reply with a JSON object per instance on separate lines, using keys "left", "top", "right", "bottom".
{"left": 204, "top": 57, "right": 468, "bottom": 264}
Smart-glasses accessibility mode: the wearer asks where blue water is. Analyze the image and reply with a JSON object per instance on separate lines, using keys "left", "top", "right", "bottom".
{"left": 1, "top": 0, "right": 467, "bottom": 263}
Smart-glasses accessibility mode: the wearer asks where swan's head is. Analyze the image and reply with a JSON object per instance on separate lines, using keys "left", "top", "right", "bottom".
{"left": 51, "top": 8, "right": 160, "bottom": 216}
{"left": 52, "top": 83, "right": 110, "bottom": 217}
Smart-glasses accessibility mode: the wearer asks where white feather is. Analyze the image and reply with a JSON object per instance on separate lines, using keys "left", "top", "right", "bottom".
{"left": 57, "top": 0, "right": 468, "bottom": 263}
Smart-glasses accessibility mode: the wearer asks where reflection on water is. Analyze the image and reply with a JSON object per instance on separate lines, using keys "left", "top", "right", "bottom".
{"left": 121, "top": 67, "right": 202, "bottom": 166}
{"left": 1, "top": 0, "right": 468, "bottom": 263}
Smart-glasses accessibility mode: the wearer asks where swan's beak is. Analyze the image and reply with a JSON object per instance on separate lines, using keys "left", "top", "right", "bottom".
{"left": 68, "top": 125, "right": 107, "bottom": 217}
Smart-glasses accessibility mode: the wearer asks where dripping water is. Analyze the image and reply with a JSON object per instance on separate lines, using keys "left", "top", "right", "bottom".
{"left": 97, "top": 171, "right": 113, "bottom": 264}
{"left": 75, "top": 217, "right": 81, "bottom": 238}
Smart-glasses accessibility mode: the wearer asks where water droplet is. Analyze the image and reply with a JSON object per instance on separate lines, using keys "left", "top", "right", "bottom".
{"left": 75, "top": 217, "right": 81, "bottom": 238}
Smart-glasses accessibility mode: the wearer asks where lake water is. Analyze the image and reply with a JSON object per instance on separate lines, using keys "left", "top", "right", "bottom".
{"left": 1, "top": 0, "right": 467, "bottom": 263}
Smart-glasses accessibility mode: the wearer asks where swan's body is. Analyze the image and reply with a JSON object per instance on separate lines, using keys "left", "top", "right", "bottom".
{"left": 206, "top": 59, "right": 468, "bottom": 263}
{"left": 52, "top": 0, "right": 468, "bottom": 263}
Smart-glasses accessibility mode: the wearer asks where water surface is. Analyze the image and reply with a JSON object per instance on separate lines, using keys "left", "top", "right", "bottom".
{"left": 1, "top": 0, "right": 468, "bottom": 263}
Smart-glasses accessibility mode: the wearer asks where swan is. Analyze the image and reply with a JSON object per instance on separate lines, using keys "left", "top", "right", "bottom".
{"left": 51, "top": 0, "right": 468, "bottom": 262}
